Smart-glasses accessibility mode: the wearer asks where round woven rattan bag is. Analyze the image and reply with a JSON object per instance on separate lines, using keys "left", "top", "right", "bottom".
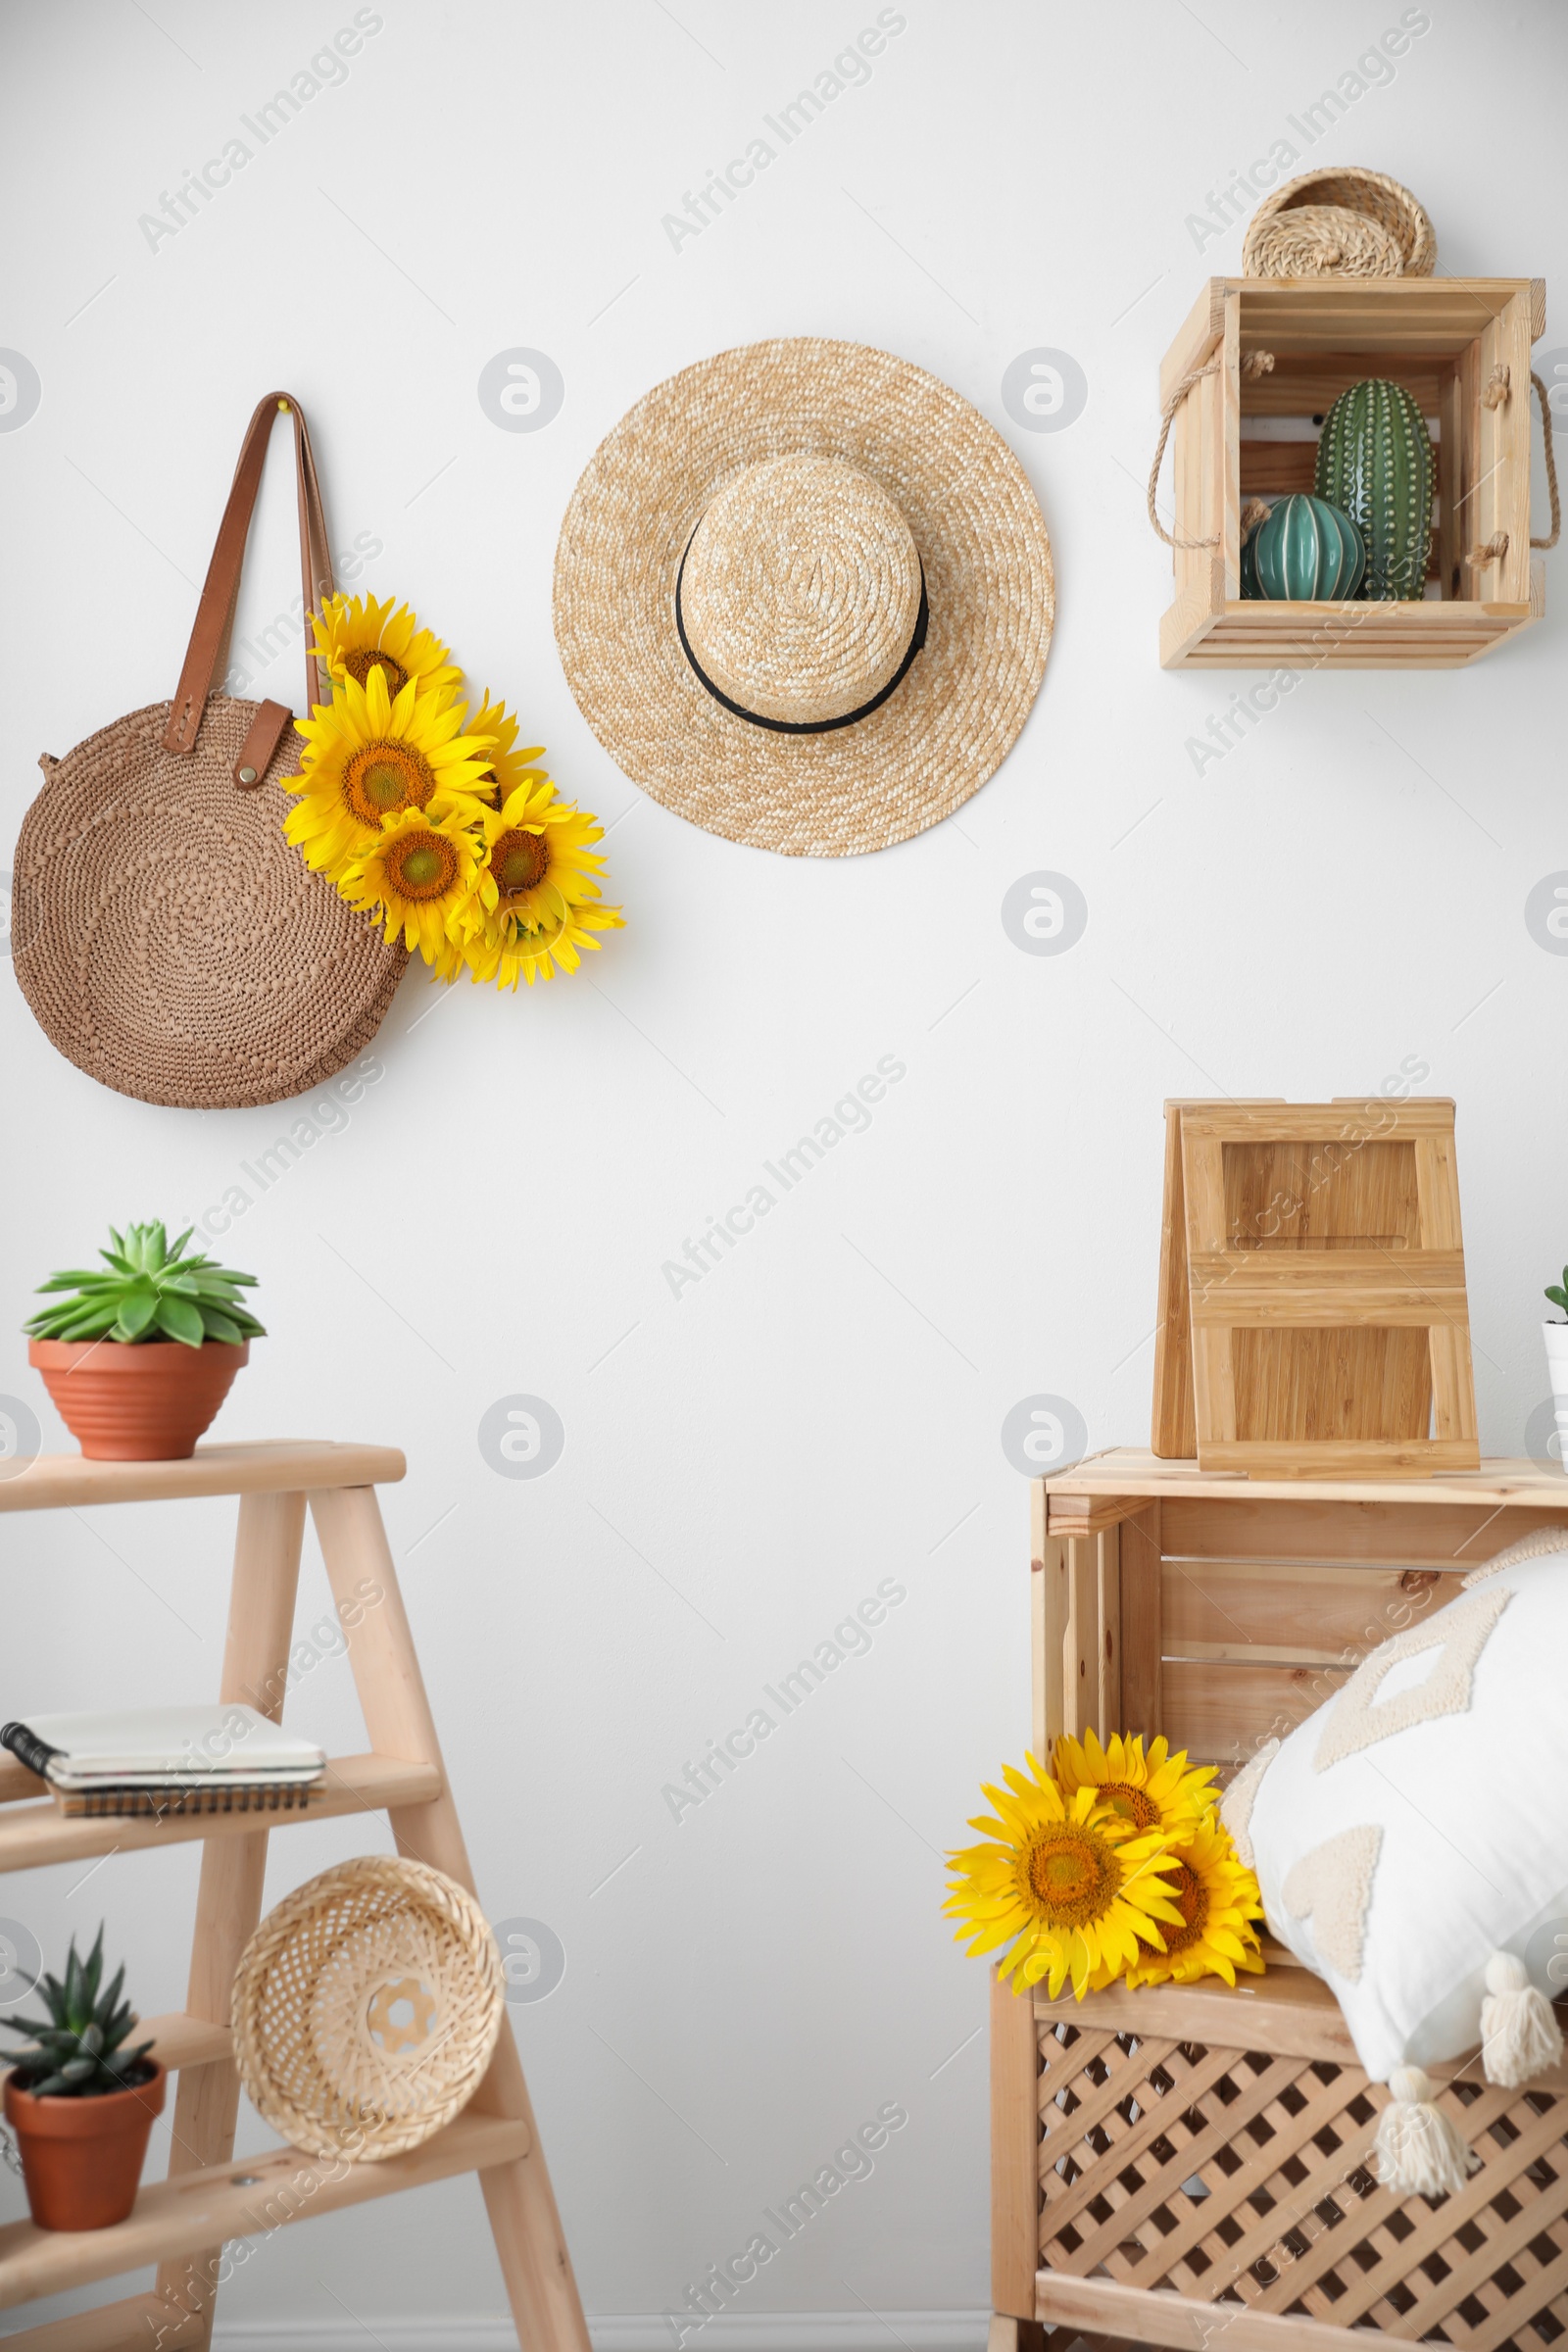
{"left": 13, "top": 393, "right": 406, "bottom": 1110}
{"left": 232, "top": 1856, "right": 504, "bottom": 2163}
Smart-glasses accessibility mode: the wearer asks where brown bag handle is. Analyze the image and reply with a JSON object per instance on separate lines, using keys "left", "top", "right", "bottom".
{"left": 162, "top": 392, "right": 335, "bottom": 760}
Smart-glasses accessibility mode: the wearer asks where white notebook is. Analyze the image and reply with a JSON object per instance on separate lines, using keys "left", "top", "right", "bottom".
{"left": 2, "top": 1705, "right": 325, "bottom": 1788}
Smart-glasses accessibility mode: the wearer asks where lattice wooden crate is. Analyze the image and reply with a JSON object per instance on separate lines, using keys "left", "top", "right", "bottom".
{"left": 988, "top": 1454, "right": 1568, "bottom": 2351}
{"left": 1017, "top": 1966, "right": 1568, "bottom": 2352}
{"left": 1157, "top": 276, "right": 1547, "bottom": 669}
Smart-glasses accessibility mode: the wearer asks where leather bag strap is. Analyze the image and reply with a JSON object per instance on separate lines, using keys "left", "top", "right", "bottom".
{"left": 163, "top": 392, "right": 335, "bottom": 757}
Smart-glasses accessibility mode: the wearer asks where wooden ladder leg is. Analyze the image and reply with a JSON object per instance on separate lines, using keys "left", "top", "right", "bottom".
{"left": 310, "top": 1486, "right": 591, "bottom": 2352}
{"left": 152, "top": 1490, "right": 307, "bottom": 2352}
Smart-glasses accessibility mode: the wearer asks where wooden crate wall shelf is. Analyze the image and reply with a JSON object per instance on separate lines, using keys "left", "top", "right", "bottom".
{"left": 1158, "top": 275, "right": 1546, "bottom": 668}
{"left": 992, "top": 1450, "right": 1568, "bottom": 2352}
{"left": 1152, "top": 1098, "right": 1479, "bottom": 1480}
{"left": 0, "top": 1442, "right": 589, "bottom": 2352}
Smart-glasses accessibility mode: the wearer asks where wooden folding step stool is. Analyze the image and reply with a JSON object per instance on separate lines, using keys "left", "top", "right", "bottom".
{"left": 0, "top": 1440, "right": 589, "bottom": 2352}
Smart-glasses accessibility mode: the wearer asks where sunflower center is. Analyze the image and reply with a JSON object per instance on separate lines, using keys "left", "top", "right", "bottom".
{"left": 491, "top": 827, "right": 550, "bottom": 895}
{"left": 343, "top": 741, "right": 435, "bottom": 827}
{"left": 386, "top": 830, "right": 459, "bottom": 902}
{"left": 1101, "top": 1782, "right": 1158, "bottom": 1830}
{"left": 1160, "top": 1859, "right": 1209, "bottom": 1956}
{"left": 1024, "top": 1826, "right": 1118, "bottom": 1928}
{"left": 342, "top": 648, "right": 411, "bottom": 697}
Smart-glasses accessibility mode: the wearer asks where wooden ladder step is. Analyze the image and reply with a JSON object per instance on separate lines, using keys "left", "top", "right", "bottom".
{"left": 2, "top": 2013, "right": 228, "bottom": 2080}
{"left": 0, "top": 2287, "right": 208, "bottom": 2350}
{"left": 0, "top": 1753, "right": 441, "bottom": 1871}
{"left": 0, "top": 1440, "right": 406, "bottom": 1516}
{"left": 0, "top": 2112, "right": 529, "bottom": 2312}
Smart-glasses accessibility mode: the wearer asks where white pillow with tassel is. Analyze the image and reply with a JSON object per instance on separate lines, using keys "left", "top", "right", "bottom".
{"left": 1221, "top": 1528, "right": 1568, "bottom": 2197}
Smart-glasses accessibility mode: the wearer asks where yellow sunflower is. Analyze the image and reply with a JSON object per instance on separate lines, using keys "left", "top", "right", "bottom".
{"left": 1118, "top": 1812, "right": 1266, "bottom": 1990}
{"left": 470, "top": 777, "right": 615, "bottom": 929}
{"left": 310, "top": 592, "right": 463, "bottom": 705}
{"left": 438, "top": 897, "right": 626, "bottom": 990}
{"left": 282, "top": 664, "right": 496, "bottom": 878}
{"left": 1053, "top": 1729, "right": 1218, "bottom": 1840}
{"left": 468, "top": 693, "right": 548, "bottom": 807}
{"left": 945, "top": 1754, "right": 1184, "bottom": 1999}
{"left": 338, "top": 804, "right": 485, "bottom": 961}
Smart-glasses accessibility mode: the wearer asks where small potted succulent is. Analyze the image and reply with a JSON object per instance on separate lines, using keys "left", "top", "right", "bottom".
{"left": 1544, "top": 1265, "right": 1568, "bottom": 1468}
{"left": 1, "top": 1929, "right": 163, "bottom": 2230}
{"left": 25, "top": 1221, "right": 265, "bottom": 1461}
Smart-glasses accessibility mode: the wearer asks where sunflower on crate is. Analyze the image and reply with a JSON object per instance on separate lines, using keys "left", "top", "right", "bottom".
{"left": 944, "top": 1730, "right": 1264, "bottom": 2000}
{"left": 280, "top": 593, "right": 623, "bottom": 988}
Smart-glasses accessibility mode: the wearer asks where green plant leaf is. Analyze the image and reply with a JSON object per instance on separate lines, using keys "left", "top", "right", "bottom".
{"left": 153, "top": 1295, "right": 205, "bottom": 1347}
{"left": 54, "top": 1307, "right": 121, "bottom": 1341}
{"left": 198, "top": 1305, "right": 243, "bottom": 1343}
{"left": 0, "top": 2012, "right": 52, "bottom": 2043}
{"left": 115, "top": 1287, "right": 160, "bottom": 1339}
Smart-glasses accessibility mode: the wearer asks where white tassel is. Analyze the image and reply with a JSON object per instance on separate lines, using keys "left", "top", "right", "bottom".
{"left": 1481, "top": 1950, "right": 1564, "bottom": 2087}
{"left": 1374, "top": 2066, "right": 1478, "bottom": 2199}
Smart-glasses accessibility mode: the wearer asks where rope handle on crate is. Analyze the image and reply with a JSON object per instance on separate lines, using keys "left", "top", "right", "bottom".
{"left": 1147, "top": 349, "right": 1275, "bottom": 548}
{"left": 1465, "top": 368, "right": 1560, "bottom": 568}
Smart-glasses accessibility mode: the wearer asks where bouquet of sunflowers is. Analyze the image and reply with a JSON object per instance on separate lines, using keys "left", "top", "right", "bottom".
{"left": 944, "top": 1730, "right": 1264, "bottom": 1999}
{"left": 281, "top": 593, "right": 623, "bottom": 989}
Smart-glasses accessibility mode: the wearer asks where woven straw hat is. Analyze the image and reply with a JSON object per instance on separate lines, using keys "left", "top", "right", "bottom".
{"left": 553, "top": 338, "right": 1054, "bottom": 858}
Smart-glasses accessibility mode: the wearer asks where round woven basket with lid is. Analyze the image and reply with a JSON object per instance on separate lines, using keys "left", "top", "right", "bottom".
{"left": 1245, "top": 166, "right": 1436, "bottom": 276}
{"left": 231, "top": 1856, "right": 504, "bottom": 2163}
{"left": 1242, "top": 203, "right": 1404, "bottom": 280}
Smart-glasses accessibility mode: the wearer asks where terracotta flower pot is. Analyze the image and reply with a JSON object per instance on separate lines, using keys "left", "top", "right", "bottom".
{"left": 3, "top": 2060, "right": 166, "bottom": 2230}
{"left": 28, "top": 1339, "right": 249, "bottom": 1461}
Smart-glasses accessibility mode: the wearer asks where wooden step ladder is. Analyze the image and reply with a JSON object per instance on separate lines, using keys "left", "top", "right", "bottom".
{"left": 0, "top": 1440, "right": 589, "bottom": 2352}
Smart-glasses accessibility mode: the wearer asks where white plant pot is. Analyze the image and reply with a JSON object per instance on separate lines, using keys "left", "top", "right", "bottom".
{"left": 1544, "top": 1321, "right": 1568, "bottom": 1466}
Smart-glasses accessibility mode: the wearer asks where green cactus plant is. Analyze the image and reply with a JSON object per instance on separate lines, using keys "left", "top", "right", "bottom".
{"left": 24, "top": 1222, "right": 265, "bottom": 1348}
{"left": 1545, "top": 1268, "right": 1568, "bottom": 1323}
{"left": 1314, "top": 377, "right": 1435, "bottom": 601}
{"left": 0, "top": 1929, "right": 155, "bottom": 2096}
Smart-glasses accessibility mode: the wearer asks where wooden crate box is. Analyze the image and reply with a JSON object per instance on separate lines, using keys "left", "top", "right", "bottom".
{"left": 991, "top": 1451, "right": 1568, "bottom": 2352}
{"left": 1158, "top": 276, "right": 1546, "bottom": 669}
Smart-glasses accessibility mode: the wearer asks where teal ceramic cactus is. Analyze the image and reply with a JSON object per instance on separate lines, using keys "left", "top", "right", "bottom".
{"left": 1251, "top": 493, "right": 1366, "bottom": 601}
{"left": 1314, "top": 377, "right": 1434, "bottom": 601}
{"left": 1240, "top": 514, "right": 1263, "bottom": 598}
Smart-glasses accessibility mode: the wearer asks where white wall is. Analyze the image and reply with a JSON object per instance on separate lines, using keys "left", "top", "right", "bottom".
{"left": 3, "top": 2, "right": 1566, "bottom": 2342}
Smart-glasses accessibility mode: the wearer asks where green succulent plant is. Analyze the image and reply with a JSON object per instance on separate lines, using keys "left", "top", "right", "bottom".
{"left": 1546, "top": 1267, "right": 1568, "bottom": 1323}
{"left": 24, "top": 1222, "right": 265, "bottom": 1348}
{"left": 0, "top": 1929, "right": 155, "bottom": 2097}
